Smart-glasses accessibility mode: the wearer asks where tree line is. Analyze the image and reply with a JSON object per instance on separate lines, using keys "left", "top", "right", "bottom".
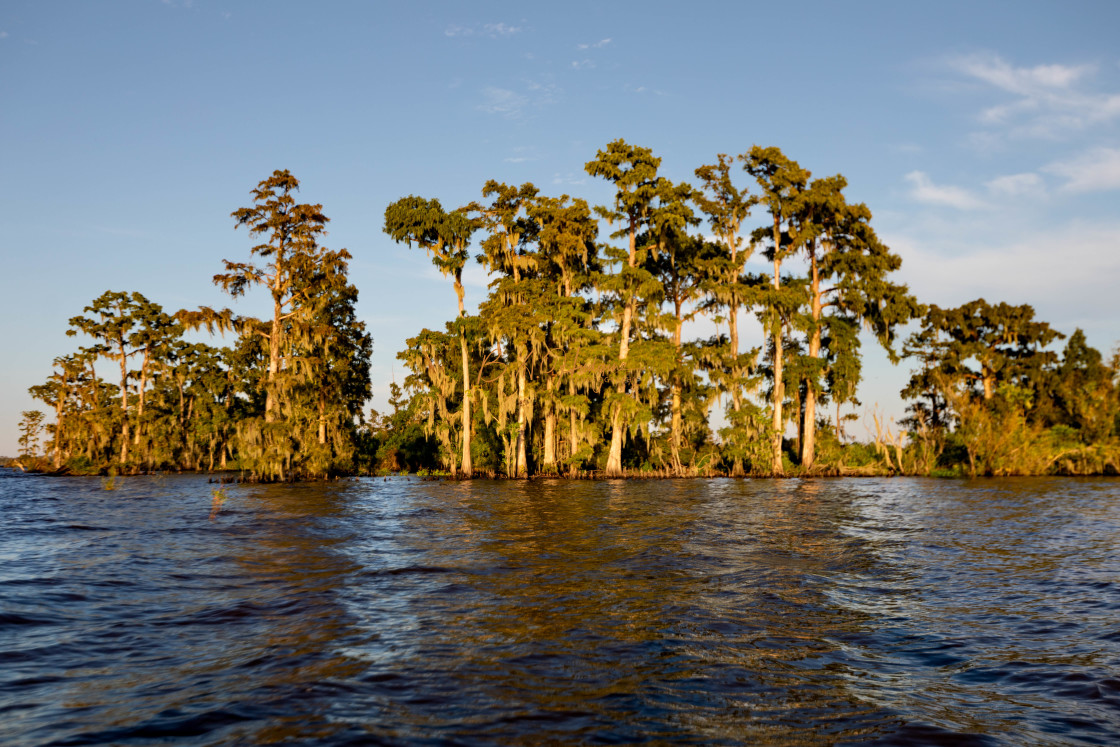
{"left": 21, "top": 171, "right": 373, "bottom": 480}
{"left": 16, "top": 142, "right": 1120, "bottom": 478}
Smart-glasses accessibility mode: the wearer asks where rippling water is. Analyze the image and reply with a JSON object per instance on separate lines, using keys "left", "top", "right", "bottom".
{"left": 2, "top": 471, "right": 1119, "bottom": 745}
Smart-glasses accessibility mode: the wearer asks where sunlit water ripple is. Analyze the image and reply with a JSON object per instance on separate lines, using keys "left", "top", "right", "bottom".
{"left": 1, "top": 470, "right": 1118, "bottom": 745}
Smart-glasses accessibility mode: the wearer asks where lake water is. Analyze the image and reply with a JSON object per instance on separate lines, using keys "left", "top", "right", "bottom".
{"left": 2, "top": 471, "right": 1119, "bottom": 745}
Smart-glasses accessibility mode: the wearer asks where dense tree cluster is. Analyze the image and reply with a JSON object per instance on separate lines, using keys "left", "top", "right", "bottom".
{"left": 24, "top": 171, "right": 372, "bottom": 480}
{"left": 18, "top": 145, "right": 1120, "bottom": 479}
{"left": 386, "top": 141, "right": 1118, "bottom": 477}
{"left": 900, "top": 300, "right": 1120, "bottom": 475}
{"left": 388, "top": 141, "right": 925, "bottom": 477}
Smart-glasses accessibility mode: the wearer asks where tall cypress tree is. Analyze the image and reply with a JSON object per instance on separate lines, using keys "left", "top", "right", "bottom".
{"left": 792, "top": 176, "right": 920, "bottom": 468}
{"left": 221, "top": 171, "right": 330, "bottom": 430}
{"left": 585, "top": 140, "right": 666, "bottom": 476}
{"left": 384, "top": 195, "right": 477, "bottom": 476}
{"left": 643, "top": 179, "right": 703, "bottom": 474}
{"left": 67, "top": 291, "right": 149, "bottom": 466}
{"left": 694, "top": 155, "right": 759, "bottom": 475}
{"left": 218, "top": 170, "right": 358, "bottom": 480}
{"left": 742, "top": 147, "right": 810, "bottom": 475}
{"left": 470, "top": 181, "right": 541, "bottom": 477}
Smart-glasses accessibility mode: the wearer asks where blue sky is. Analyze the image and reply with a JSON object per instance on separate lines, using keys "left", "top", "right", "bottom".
{"left": 2, "top": 0, "right": 1119, "bottom": 454}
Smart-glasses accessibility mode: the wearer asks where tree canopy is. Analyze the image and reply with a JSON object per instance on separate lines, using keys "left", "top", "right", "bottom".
{"left": 23, "top": 148, "right": 1120, "bottom": 480}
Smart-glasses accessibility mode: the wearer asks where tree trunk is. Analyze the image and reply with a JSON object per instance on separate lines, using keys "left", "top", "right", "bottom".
{"left": 606, "top": 408, "right": 625, "bottom": 477}
{"left": 801, "top": 378, "right": 817, "bottom": 468}
{"left": 770, "top": 350, "right": 785, "bottom": 474}
{"left": 459, "top": 332, "right": 472, "bottom": 477}
{"left": 117, "top": 344, "right": 130, "bottom": 465}
{"left": 671, "top": 383, "right": 682, "bottom": 474}
{"left": 729, "top": 319, "right": 741, "bottom": 411}
{"left": 92, "top": 360, "right": 103, "bottom": 461}
{"left": 515, "top": 350, "right": 528, "bottom": 478}
{"left": 606, "top": 218, "right": 639, "bottom": 478}
{"left": 53, "top": 397, "right": 64, "bottom": 470}
{"left": 135, "top": 351, "right": 152, "bottom": 468}
{"left": 770, "top": 229, "right": 785, "bottom": 476}
{"left": 185, "top": 396, "right": 195, "bottom": 471}
{"left": 318, "top": 394, "right": 327, "bottom": 445}
{"left": 728, "top": 294, "right": 745, "bottom": 476}
{"left": 606, "top": 303, "right": 633, "bottom": 478}
{"left": 569, "top": 379, "right": 579, "bottom": 476}
{"left": 453, "top": 276, "right": 473, "bottom": 477}
{"left": 177, "top": 376, "right": 188, "bottom": 458}
{"left": 59, "top": 375, "right": 72, "bottom": 465}
{"left": 800, "top": 252, "right": 821, "bottom": 469}
{"left": 266, "top": 290, "right": 283, "bottom": 423}
{"left": 671, "top": 308, "right": 683, "bottom": 475}
{"left": 134, "top": 348, "right": 149, "bottom": 448}
{"left": 52, "top": 371, "right": 68, "bottom": 470}
{"left": 543, "top": 376, "right": 556, "bottom": 472}
{"left": 794, "top": 383, "right": 803, "bottom": 461}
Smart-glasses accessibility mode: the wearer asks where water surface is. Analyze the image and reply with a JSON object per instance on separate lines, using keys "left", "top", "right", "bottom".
{"left": 2, "top": 472, "right": 1118, "bottom": 745}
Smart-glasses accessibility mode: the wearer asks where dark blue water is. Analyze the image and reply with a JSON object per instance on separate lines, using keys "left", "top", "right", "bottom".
{"left": 2, "top": 471, "right": 1118, "bottom": 745}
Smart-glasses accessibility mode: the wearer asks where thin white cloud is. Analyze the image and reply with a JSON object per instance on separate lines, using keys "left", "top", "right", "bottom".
{"left": 947, "top": 52, "right": 1120, "bottom": 138}
{"left": 905, "top": 171, "right": 985, "bottom": 210}
{"left": 966, "top": 131, "right": 1005, "bottom": 153}
{"left": 445, "top": 22, "right": 523, "bottom": 38}
{"left": 1044, "top": 147, "right": 1120, "bottom": 193}
{"left": 985, "top": 172, "right": 1043, "bottom": 197}
{"left": 955, "top": 55, "right": 1092, "bottom": 93}
{"left": 0, "top": 31, "right": 9, "bottom": 39}
{"left": 571, "top": 59, "right": 595, "bottom": 70}
{"left": 476, "top": 81, "right": 558, "bottom": 119}
{"left": 503, "top": 146, "right": 537, "bottom": 164}
{"left": 552, "top": 172, "right": 586, "bottom": 187}
{"left": 577, "top": 38, "right": 611, "bottom": 50}
{"left": 484, "top": 22, "right": 521, "bottom": 36}
{"left": 525, "top": 80, "right": 559, "bottom": 106}
{"left": 477, "top": 87, "right": 528, "bottom": 117}
{"left": 887, "top": 221, "right": 1120, "bottom": 333}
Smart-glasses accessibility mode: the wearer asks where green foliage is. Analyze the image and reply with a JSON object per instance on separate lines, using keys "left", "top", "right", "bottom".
{"left": 27, "top": 171, "right": 369, "bottom": 482}
{"left": 23, "top": 148, "right": 1120, "bottom": 482}
{"left": 17, "top": 410, "right": 44, "bottom": 459}
{"left": 385, "top": 194, "right": 478, "bottom": 476}
{"left": 382, "top": 142, "right": 1119, "bottom": 478}
{"left": 903, "top": 299, "right": 1064, "bottom": 408}
{"left": 899, "top": 315, "right": 1119, "bottom": 476}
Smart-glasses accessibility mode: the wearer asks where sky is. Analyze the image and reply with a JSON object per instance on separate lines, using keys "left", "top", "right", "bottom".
{"left": 2, "top": 0, "right": 1119, "bottom": 455}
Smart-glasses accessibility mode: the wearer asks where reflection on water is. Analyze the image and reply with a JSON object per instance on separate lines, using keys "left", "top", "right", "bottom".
{"left": 1, "top": 472, "right": 1118, "bottom": 745}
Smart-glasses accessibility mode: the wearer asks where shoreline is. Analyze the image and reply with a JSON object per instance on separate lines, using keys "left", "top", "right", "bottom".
{"left": 6, "top": 465, "right": 1118, "bottom": 482}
